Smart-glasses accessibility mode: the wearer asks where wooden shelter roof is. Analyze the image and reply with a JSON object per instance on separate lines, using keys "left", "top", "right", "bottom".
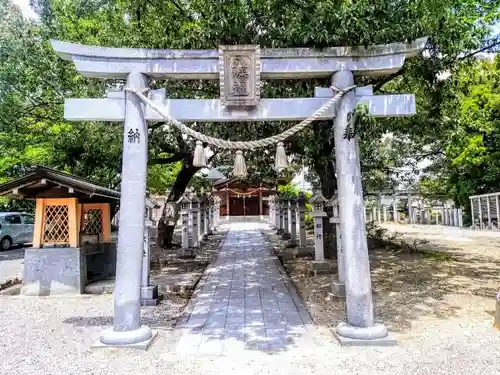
{"left": 0, "top": 166, "right": 120, "bottom": 203}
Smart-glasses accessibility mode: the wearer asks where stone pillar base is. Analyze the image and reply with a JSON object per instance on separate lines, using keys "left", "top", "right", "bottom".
{"left": 334, "top": 322, "right": 396, "bottom": 346}
{"left": 494, "top": 300, "right": 500, "bottom": 329}
{"left": 331, "top": 281, "right": 346, "bottom": 297}
{"left": 293, "top": 247, "right": 312, "bottom": 258}
{"left": 281, "top": 232, "right": 291, "bottom": 240}
{"left": 282, "top": 239, "right": 297, "bottom": 249}
{"left": 140, "top": 285, "right": 163, "bottom": 307}
{"left": 176, "top": 249, "right": 196, "bottom": 259}
{"left": 21, "top": 247, "right": 86, "bottom": 296}
{"left": 94, "top": 326, "right": 157, "bottom": 350}
{"left": 310, "top": 260, "right": 334, "bottom": 275}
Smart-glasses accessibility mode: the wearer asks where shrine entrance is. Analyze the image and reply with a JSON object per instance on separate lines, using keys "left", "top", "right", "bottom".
{"left": 51, "top": 36, "right": 427, "bottom": 349}
{"left": 213, "top": 178, "right": 276, "bottom": 217}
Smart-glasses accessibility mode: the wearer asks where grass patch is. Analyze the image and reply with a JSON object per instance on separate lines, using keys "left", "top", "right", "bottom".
{"left": 419, "top": 249, "right": 454, "bottom": 261}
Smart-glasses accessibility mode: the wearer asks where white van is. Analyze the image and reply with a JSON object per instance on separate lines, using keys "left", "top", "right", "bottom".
{"left": 0, "top": 212, "right": 35, "bottom": 250}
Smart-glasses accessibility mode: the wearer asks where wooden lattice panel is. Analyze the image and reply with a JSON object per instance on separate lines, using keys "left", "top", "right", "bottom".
{"left": 43, "top": 205, "right": 70, "bottom": 244}
{"left": 81, "top": 208, "right": 103, "bottom": 235}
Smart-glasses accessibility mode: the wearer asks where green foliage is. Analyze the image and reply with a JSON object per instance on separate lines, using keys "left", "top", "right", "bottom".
{"left": 2, "top": 0, "right": 500, "bottom": 217}
{"left": 277, "top": 183, "right": 301, "bottom": 199}
{"left": 421, "top": 56, "right": 500, "bottom": 211}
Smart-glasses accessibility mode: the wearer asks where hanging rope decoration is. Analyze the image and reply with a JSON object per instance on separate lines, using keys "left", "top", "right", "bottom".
{"left": 224, "top": 188, "right": 261, "bottom": 196}
{"left": 125, "top": 84, "right": 356, "bottom": 178}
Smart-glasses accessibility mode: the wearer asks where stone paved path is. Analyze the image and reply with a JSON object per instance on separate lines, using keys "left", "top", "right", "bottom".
{"left": 174, "top": 222, "right": 322, "bottom": 355}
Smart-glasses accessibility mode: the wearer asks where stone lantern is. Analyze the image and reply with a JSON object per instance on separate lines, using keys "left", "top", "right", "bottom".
{"left": 208, "top": 194, "right": 215, "bottom": 234}
{"left": 190, "top": 194, "right": 200, "bottom": 248}
{"left": 288, "top": 197, "right": 297, "bottom": 246}
{"left": 198, "top": 195, "right": 207, "bottom": 240}
{"left": 274, "top": 196, "right": 282, "bottom": 233}
{"left": 141, "top": 197, "right": 162, "bottom": 306}
{"left": 177, "top": 194, "right": 191, "bottom": 249}
{"left": 268, "top": 195, "right": 275, "bottom": 227}
{"left": 328, "top": 195, "right": 345, "bottom": 297}
{"left": 310, "top": 191, "right": 327, "bottom": 261}
{"left": 214, "top": 195, "right": 222, "bottom": 227}
{"left": 280, "top": 197, "right": 290, "bottom": 240}
{"left": 296, "top": 193, "right": 307, "bottom": 247}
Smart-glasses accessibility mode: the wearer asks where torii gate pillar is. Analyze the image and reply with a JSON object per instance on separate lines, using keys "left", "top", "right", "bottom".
{"left": 333, "top": 70, "right": 394, "bottom": 345}
{"left": 98, "top": 72, "right": 155, "bottom": 348}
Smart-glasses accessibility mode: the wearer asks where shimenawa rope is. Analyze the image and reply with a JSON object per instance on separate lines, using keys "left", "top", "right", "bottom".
{"left": 125, "top": 84, "right": 356, "bottom": 177}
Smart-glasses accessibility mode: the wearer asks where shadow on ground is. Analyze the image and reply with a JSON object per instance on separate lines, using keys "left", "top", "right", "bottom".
{"left": 270, "top": 228, "right": 500, "bottom": 334}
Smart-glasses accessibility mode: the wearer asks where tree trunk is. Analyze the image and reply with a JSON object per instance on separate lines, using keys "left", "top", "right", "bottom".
{"left": 314, "top": 158, "right": 338, "bottom": 259}
{"left": 156, "top": 163, "right": 199, "bottom": 248}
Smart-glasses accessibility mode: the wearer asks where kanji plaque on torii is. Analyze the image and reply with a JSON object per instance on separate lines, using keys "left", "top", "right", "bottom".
{"left": 219, "top": 45, "right": 261, "bottom": 107}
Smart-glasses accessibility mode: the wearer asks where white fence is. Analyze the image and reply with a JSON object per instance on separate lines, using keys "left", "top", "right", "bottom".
{"left": 470, "top": 192, "right": 500, "bottom": 230}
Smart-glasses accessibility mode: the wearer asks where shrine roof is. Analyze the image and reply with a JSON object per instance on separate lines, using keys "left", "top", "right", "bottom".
{"left": 0, "top": 166, "right": 120, "bottom": 202}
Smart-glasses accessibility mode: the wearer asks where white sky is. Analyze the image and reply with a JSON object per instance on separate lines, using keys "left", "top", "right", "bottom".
{"left": 13, "top": 0, "right": 38, "bottom": 19}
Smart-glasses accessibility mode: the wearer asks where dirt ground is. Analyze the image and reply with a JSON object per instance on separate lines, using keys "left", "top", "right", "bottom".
{"left": 272, "top": 224, "right": 500, "bottom": 341}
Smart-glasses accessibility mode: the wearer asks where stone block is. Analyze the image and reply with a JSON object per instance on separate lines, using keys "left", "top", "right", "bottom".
{"left": 21, "top": 247, "right": 86, "bottom": 296}
{"left": 331, "top": 281, "right": 346, "bottom": 297}
{"left": 293, "top": 247, "right": 312, "bottom": 258}
{"left": 277, "top": 252, "right": 294, "bottom": 263}
{"left": 140, "top": 285, "right": 163, "bottom": 306}
{"left": 310, "top": 260, "right": 334, "bottom": 276}
{"left": 334, "top": 322, "right": 396, "bottom": 346}
{"left": 92, "top": 330, "right": 158, "bottom": 350}
{"left": 334, "top": 330, "right": 397, "bottom": 346}
{"left": 176, "top": 249, "right": 196, "bottom": 259}
{"left": 281, "top": 232, "right": 291, "bottom": 240}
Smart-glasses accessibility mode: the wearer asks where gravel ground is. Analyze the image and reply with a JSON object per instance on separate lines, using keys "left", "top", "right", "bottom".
{"left": 1, "top": 293, "right": 500, "bottom": 375}
{"left": 0, "top": 247, "right": 24, "bottom": 289}
{"left": 1, "top": 224, "right": 500, "bottom": 375}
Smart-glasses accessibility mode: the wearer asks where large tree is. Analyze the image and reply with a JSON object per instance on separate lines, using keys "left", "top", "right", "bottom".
{"left": 5, "top": 0, "right": 500, "bottom": 251}
{"left": 418, "top": 55, "right": 500, "bottom": 224}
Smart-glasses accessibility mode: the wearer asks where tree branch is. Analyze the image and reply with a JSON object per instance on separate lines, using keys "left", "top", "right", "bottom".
{"left": 207, "top": 151, "right": 218, "bottom": 164}
{"left": 156, "top": 141, "right": 182, "bottom": 155}
{"left": 149, "top": 153, "right": 185, "bottom": 165}
{"left": 460, "top": 40, "right": 500, "bottom": 60}
{"left": 373, "top": 68, "right": 406, "bottom": 92}
{"left": 148, "top": 122, "right": 167, "bottom": 131}
{"left": 414, "top": 149, "right": 444, "bottom": 161}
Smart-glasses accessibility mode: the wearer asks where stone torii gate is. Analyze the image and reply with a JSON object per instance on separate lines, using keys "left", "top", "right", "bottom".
{"left": 51, "top": 37, "right": 427, "bottom": 348}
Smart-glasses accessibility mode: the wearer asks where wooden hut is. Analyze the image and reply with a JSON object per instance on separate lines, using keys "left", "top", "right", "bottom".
{"left": 0, "top": 166, "right": 120, "bottom": 296}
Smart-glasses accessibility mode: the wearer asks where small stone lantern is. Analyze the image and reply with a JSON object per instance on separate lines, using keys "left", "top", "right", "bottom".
{"left": 274, "top": 196, "right": 282, "bottom": 233}
{"left": 296, "top": 193, "right": 307, "bottom": 247}
{"left": 310, "top": 191, "right": 328, "bottom": 261}
{"left": 208, "top": 195, "right": 215, "bottom": 234}
{"left": 274, "top": 200, "right": 283, "bottom": 235}
{"left": 177, "top": 194, "right": 191, "bottom": 249}
{"left": 214, "top": 195, "right": 222, "bottom": 227}
{"left": 198, "top": 196, "right": 207, "bottom": 240}
{"left": 279, "top": 197, "right": 290, "bottom": 240}
{"left": 289, "top": 197, "right": 297, "bottom": 246}
{"left": 268, "top": 195, "right": 275, "bottom": 227}
{"left": 141, "top": 197, "right": 162, "bottom": 306}
{"left": 328, "top": 195, "right": 345, "bottom": 297}
{"left": 190, "top": 194, "right": 200, "bottom": 248}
